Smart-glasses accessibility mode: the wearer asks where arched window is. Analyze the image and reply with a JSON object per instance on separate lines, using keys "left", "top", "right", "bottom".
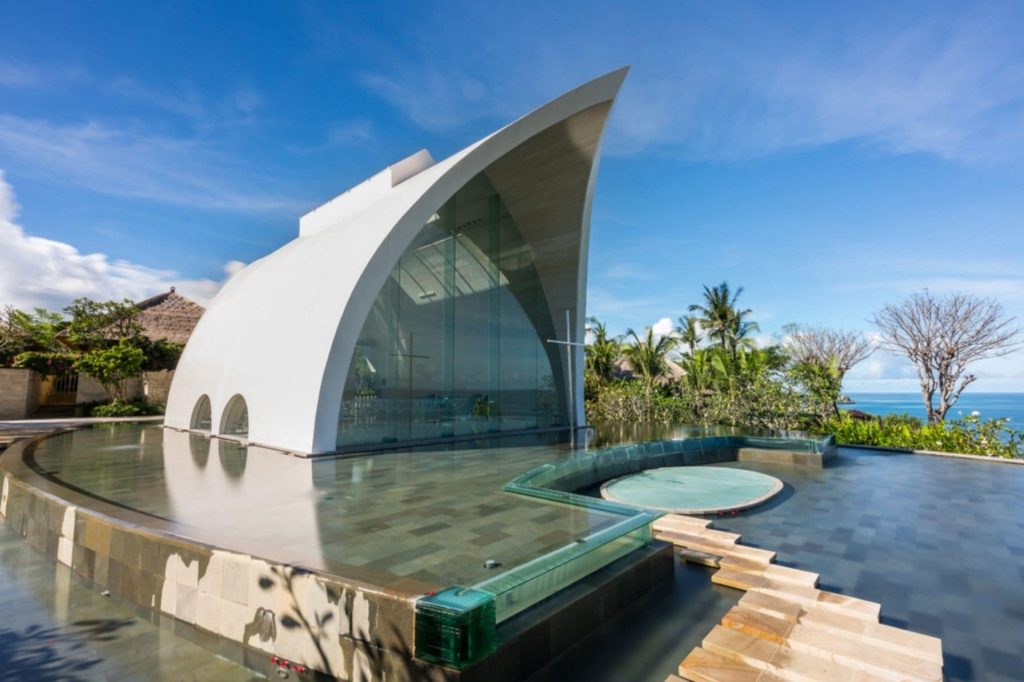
{"left": 190, "top": 395, "right": 212, "bottom": 431}
{"left": 220, "top": 395, "right": 249, "bottom": 437}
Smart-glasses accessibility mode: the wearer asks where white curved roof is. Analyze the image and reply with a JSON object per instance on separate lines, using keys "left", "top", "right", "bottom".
{"left": 165, "top": 67, "right": 628, "bottom": 454}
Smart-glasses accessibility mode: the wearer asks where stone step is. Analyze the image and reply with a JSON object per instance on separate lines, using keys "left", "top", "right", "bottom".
{"left": 655, "top": 513, "right": 712, "bottom": 531}
{"left": 678, "top": 646, "right": 772, "bottom": 682}
{"left": 711, "top": 571, "right": 880, "bottom": 622}
{"left": 722, "top": 606, "right": 795, "bottom": 644}
{"left": 655, "top": 530, "right": 776, "bottom": 564}
{"left": 677, "top": 547, "right": 723, "bottom": 568}
{"left": 718, "top": 556, "right": 819, "bottom": 588}
{"left": 737, "top": 592, "right": 942, "bottom": 667}
{"left": 656, "top": 517, "right": 737, "bottom": 541}
{"left": 703, "top": 625, "right": 859, "bottom": 682}
{"left": 785, "top": 622, "right": 942, "bottom": 682}
{"left": 721, "top": 607, "right": 941, "bottom": 682}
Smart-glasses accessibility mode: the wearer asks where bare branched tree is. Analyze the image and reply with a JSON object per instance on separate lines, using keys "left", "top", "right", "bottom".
{"left": 871, "top": 291, "right": 1022, "bottom": 423}
{"left": 784, "top": 324, "right": 875, "bottom": 378}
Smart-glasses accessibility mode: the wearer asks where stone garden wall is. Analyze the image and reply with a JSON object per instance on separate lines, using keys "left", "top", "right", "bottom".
{"left": 0, "top": 368, "right": 43, "bottom": 419}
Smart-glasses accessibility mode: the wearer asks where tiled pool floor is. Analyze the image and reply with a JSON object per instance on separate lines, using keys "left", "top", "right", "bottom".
{"left": 528, "top": 447, "right": 1024, "bottom": 682}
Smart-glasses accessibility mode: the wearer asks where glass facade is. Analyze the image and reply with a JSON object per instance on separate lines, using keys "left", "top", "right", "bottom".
{"left": 338, "top": 172, "right": 568, "bottom": 447}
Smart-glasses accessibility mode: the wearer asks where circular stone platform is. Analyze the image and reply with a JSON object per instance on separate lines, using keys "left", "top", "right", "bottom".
{"left": 600, "top": 466, "right": 784, "bottom": 515}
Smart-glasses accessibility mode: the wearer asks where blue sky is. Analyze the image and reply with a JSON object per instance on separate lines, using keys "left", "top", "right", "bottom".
{"left": 1, "top": 1, "right": 1023, "bottom": 391}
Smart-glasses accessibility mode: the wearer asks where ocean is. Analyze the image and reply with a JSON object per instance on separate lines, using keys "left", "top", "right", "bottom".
{"left": 841, "top": 392, "right": 1024, "bottom": 426}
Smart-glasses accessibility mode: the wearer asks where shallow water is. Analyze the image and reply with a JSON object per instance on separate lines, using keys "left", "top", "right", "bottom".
{"left": 25, "top": 424, "right": 623, "bottom": 588}
{"left": 602, "top": 466, "right": 781, "bottom": 513}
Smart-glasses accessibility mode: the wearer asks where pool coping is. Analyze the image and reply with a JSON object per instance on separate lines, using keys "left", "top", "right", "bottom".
{"left": 842, "top": 443, "right": 1024, "bottom": 464}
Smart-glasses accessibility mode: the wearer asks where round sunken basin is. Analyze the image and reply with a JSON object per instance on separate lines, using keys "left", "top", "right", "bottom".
{"left": 600, "top": 466, "right": 783, "bottom": 515}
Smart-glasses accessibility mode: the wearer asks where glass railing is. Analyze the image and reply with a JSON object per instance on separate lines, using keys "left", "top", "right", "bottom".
{"left": 414, "top": 429, "right": 835, "bottom": 668}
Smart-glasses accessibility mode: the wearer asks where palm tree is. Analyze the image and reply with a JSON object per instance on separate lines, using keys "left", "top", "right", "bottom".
{"left": 688, "top": 281, "right": 759, "bottom": 359}
{"left": 676, "top": 315, "right": 702, "bottom": 356}
{"left": 585, "top": 317, "right": 620, "bottom": 383}
{"left": 622, "top": 326, "right": 678, "bottom": 389}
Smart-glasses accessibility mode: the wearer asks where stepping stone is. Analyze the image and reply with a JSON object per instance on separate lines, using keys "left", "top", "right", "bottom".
{"left": 712, "top": 571, "right": 880, "bottom": 622}
{"left": 738, "top": 590, "right": 804, "bottom": 622}
{"left": 703, "top": 626, "right": 858, "bottom": 681}
{"left": 722, "top": 606, "right": 795, "bottom": 644}
{"left": 719, "top": 556, "right": 819, "bottom": 588}
{"left": 785, "top": 623, "right": 942, "bottom": 682}
{"left": 678, "top": 647, "right": 767, "bottom": 682}
{"left": 655, "top": 513, "right": 712, "bottom": 531}
{"left": 655, "top": 530, "right": 776, "bottom": 564}
{"left": 678, "top": 547, "right": 722, "bottom": 567}
{"left": 738, "top": 591, "right": 942, "bottom": 667}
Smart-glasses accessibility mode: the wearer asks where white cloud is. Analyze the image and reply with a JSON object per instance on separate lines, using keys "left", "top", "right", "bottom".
{"left": 360, "top": 69, "right": 490, "bottom": 131}
{"left": 651, "top": 317, "right": 675, "bottom": 340}
{"left": 0, "top": 171, "right": 239, "bottom": 311}
{"left": 0, "top": 116, "right": 305, "bottom": 214}
{"left": 354, "top": 4, "right": 1024, "bottom": 165}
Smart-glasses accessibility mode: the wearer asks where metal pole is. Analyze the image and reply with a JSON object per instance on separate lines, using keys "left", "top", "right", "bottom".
{"left": 566, "top": 309, "right": 574, "bottom": 446}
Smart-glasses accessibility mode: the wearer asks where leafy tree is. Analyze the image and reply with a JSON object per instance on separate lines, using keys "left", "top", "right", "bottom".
{"left": 687, "top": 281, "right": 759, "bottom": 359}
{"left": 872, "top": 291, "right": 1021, "bottom": 423}
{"left": 134, "top": 337, "right": 184, "bottom": 372}
{"left": 585, "top": 317, "right": 621, "bottom": 383}
{"left": 622, "top": 326, "right": 678, "bottom": 390}
{"left": 783, "top": 324, "right": 874, "bottom": 416}
{"left": 0, "top": 306, "right": 65, "bottom": 364}
{"left": 74, "top": 339, "right": 145, "bottom": 402}
{"left": 63, "top": 298, "right": 142, "bottom": 349}
{"left": 790, "top": 357, "right": 843, "bottom": 421}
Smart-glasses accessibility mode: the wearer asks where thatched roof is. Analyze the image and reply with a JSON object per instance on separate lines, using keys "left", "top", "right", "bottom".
{"left": 613, "top": 355, "right": 686, "bottom": 384}
{"left": 136, "top": 288, "right": 205, "bottom": 345}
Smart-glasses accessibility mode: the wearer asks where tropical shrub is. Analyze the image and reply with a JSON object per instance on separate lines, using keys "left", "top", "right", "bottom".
{"left": 91, "top": 399, "right": 164, "bottom": 417}
{"left": 586, "top": 380, "right": 694, "bottom": 424}
{"left": 825, "top": 414, "right": 1022, "bottom": 458}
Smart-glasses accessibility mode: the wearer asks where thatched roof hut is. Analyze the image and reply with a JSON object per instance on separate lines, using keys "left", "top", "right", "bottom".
{"left": 136, "top": 288, "right": 205, "bottom": 345}
{"left": 613, "top": 355, "right": 686, "bottom": 384}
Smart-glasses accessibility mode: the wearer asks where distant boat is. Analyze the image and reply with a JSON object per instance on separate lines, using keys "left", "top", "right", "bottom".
{"left": 837, "top": 395, "right": 855, "bottom": 404}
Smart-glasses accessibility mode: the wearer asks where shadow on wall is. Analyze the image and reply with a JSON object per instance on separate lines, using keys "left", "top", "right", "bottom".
{"left": 255, "top": 565, "right": 436, "bottom": 681}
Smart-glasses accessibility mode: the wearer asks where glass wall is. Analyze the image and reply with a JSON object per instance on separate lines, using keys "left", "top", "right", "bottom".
{"left": 337, "top": 173, "right": 567, "bottom": 447}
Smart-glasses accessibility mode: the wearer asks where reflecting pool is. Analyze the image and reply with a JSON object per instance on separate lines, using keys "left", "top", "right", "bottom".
{"left": 25, "top": 424, "right": 623, "bottom": 588}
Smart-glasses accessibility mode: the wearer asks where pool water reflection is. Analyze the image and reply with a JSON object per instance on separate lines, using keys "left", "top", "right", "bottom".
{"left": 27, "top": 424, "right": 624, "bottom": 589}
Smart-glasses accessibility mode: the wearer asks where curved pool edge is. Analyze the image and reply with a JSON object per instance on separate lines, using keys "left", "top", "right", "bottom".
{"left": 0, "top": 430, "right": 432, "bottom": 680}
{"left": 0, "top": 425, "right": 674, "bottom": 679}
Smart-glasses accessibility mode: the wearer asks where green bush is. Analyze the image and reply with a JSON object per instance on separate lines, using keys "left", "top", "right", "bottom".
{"left": 586, "top": 380, "right": 695, "bottom": 423}
{"left": 825, "top": 414, "right": 1022, "bottom": 458}
{"left": 74, "top": 339, "right": 145, "bottom": 401}
{"left": 11, "top": 351, "right": 77, "bottom": 376}
{"left": 90, "top": 400, "right": 164, "bottom": 417}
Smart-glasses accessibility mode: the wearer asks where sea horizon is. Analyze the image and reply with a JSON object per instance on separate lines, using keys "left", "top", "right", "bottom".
{"left": 842, "top": 391, "right": 1024, "bottom": 425}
